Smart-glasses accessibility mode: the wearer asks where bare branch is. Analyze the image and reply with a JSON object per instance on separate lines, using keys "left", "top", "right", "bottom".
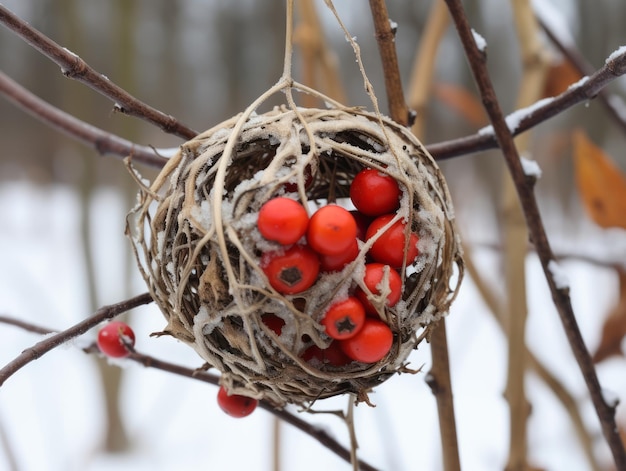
{"left": 535, "top": 10, "right": 626, "bottom": 134}
{"left": 0, "top": 70, "right": 170, "bottom": 169}
{"left": 443, "top": 0, "right": 626, "bottom": 467}
{"left": 426, "top": 46, "right": 626, "bottom": 160}
{"left": 0, "top": 292, "right": 153, "bottom": 386}
{"left": 0, "top": 5, "right": 197, "bottom": 140}
{"left": 368, "top": 0, "right": 410, "bottom": 125}
{"left": 0, "top": 313, "right": 380, "bottom": 471}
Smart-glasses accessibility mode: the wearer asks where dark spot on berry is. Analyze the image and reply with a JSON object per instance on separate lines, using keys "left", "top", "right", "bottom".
{"left": 279, "top": 266, "right": 303, "bottom": 286}
{"left": 336, "top": 316, "right": 356, "bottom": 334}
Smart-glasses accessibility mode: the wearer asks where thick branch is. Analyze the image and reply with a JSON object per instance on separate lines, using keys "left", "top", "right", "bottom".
{"left": 443, "top": 0, "right": 626, "bottom": 467}
{"left": 0, "top": 70, "right": 169, "bottom": 168}
{"left": 0, "top": 5, "right": 197, "bottom": 140}
{"left": 0, "top": 314, "right": 380, "bottom": 471}
{"left": 427, "top": 46, "right": 626, "bottom": 160}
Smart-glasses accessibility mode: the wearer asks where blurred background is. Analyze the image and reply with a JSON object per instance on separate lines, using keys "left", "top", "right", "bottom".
{"left": 1, "top": 0, "right": 625, "bottom": 470}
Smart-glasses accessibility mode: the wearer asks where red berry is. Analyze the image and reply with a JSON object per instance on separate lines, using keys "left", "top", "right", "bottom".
{"left": 366, "top": 214, "right": 419, "bottom": 268}
{"left": 261, "top": 313, "right": 285, "bottom": 335}
{"left": 302, "top": 342, "right": 352, "bottom": 367}
{"left": 319, "top": 239, "right": 359, "bottom": 272}
{"left": 217, "top": 385, "right": 258, "bottom": 418}
{"left": 350, "top": 168, "right": 401, "bottom": 216}
{"left": 284, "top": 165, "right": 315, "bottom": 193}
{"left": 340, "top": 319, "right": 393, "bottom": 363}
{"left": 307, "top": 205, "right": 357, "bottom": 256}
{"left": 97, "top": 321, "right": 136, "bottom": 358}
{"left": 261, "top": 245, "right": 320, "bottom": 294}
{"left": 356, "top": 263, "right": 403, "bottom": 316}
{"left": 257, "top": 197, "right": 309, "bottom": 245}
{"left": 321, "top": 296, "right": 366, "bottom": 340}
{"left": 350, "top": 210, "right": 373, "bottom": 241}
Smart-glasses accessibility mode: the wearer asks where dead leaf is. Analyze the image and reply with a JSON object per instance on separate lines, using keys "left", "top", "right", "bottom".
{"left": 543, "top": 59, "right": 582, "bottom": 98}
{"left": 433, "top": 82, "right": 488, "bottom": 127}
{"left": 572, "top": 130, "right": 626, "bottom": 229}
{"left": 593, "top": 269, "right": 626, "bottom": 363}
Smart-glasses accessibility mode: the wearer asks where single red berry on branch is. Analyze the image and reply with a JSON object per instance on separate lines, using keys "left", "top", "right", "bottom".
{"left": 97, "top": 321, "right": 136, "bottom": 358}
{"left": 350, "top": 168, "right": 401, "bottom": 216}
{"left": 307, "top": 205, "right": 357, "bottom": 256}
{"left": 261, "top": 245, "right": 320, "bottom": 294}
{"left": 321, "top": 296, "right": 366, "bottom": 340}
{"left": 366, "top": 214, "right": 419, "bottom": 268}
{"left": 217, "top": 385, "right": 258, "bottom": 418}
{"left": 257, "top": 197, "right": 309, "bottom": 245}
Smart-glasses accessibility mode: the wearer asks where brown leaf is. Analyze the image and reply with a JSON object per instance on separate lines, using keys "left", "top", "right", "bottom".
{"left": 572, "top": 130, "right": 626, "bottom": 229}
{"left": 593, "top": 269, "right": 626, "bottom": 363}
{"left": 543, "top": 59, "right": 582, "bottom": 98}
{"left": 433, "top": 82, "right": 488, "bottom": 127}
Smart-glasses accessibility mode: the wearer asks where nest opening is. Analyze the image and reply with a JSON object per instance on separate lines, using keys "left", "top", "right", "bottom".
{"left": 128, "top": 105, "right": 463, "bottom": 407}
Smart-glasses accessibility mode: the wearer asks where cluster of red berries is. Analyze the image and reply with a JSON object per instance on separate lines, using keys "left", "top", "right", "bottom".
{"left": 258, "top": 167, "right": 420, "bottom": 366}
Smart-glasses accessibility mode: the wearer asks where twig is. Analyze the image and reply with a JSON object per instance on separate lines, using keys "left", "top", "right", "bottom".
{"left": 0, "top": 70, "right": 169, "bottom": 169}
{"left": 368, "top": 0, "right": 410, "bottom": 126}
{"left": 443, "top": 0, "right": 626, "bottom": 468}
{"left": 0, "top": 5, "right": 197, "bottom": 140}
{"left": 0, "top": 292, "right": 153, "bottom": 386}
{"left": 535, "top": 11, "right": 626, "bottom": 135}
{"left": 426, "top": 45, "right": 626, "bottom": 160}
{"left": 426, "top": 319, "right": 461, "bottom": 471}
{"left": 0, "top": 313, "right": 380, "bottom": 471}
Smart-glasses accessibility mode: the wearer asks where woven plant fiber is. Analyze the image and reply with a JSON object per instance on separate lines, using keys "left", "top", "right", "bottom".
{"left": 128, "top": 105, "right": 463, "bottom": 407}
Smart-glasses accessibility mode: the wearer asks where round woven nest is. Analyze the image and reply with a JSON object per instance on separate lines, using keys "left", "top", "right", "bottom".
{"left": 128, "top": 105, "right": 463, "bottom": 407}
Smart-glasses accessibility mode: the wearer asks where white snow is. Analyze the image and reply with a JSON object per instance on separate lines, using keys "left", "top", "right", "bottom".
{"left": 478, "top": 97, "right": 555, "bottom": 136}
{"left": 548, "top": 260, "right": 570, "bottom": 289}
{"left": 472, "top": 28, "right": 487, "bottom": 52}
{"left": 606, "top": 45, "right": 626, "bottom": 64}
{"left": 520, "top": 155, "right": 543, "bottom": 178}
{"left": 0, "top": 182, "right": 624, "bottom": 471}
{"left": 601, "top": 388, "right": 620, "bottom": 408}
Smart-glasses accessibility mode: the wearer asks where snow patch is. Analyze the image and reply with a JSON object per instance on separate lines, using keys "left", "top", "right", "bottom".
{"left": 472, "top": 29, "right": 487, "bottom": 51}
{"left": 606, "top": 45, "right": 626, "bottom": 64}
{"left": 520, "top": 155, "right": 542, "bottom": 178}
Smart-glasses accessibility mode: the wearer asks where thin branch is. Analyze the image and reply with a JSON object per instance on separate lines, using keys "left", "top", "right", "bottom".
{"left": 0, "top": 292, "right": 153, "bottom": 386}
{"left": 0, "top": 314, "right": 380, "bottom": 471}
{"left": 0, "top": 70, "right": 169, "bottom": 169}
{"left": 426, "top": 319, "right": 461, "bottom": 471}
{"left": 443, "top": 0, "right": 626, "bottom": 468}
{"left": 535, "top": 11, "right": 626, "bottom": 135}
{"left": 0, "top": 5, "right": 197, "bottom": 140}
{"left": 368, "top": 0, "right": 410, "bottom": 125}
{"left": 426, "top": 46, "right": 626, "bottom": 160}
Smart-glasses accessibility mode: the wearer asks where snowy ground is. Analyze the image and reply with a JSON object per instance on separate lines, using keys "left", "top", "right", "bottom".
{"left": 0, "top": 181, "right": 625, "bottom": 470}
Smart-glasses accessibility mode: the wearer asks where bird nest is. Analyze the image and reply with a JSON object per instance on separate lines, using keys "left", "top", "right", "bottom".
{"left": 127, "top": 105, "right": 463, "bottom": 407}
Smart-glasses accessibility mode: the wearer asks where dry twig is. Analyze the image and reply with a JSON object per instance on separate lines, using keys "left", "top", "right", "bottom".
{"left": 0, "top": 4, "right": 197, "bottom": 139}
{"left": 443, "top": 0, "right": 626, "bottom": 467}
{"left": 0, "top": 70, "right": 169, "bottom": 168}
